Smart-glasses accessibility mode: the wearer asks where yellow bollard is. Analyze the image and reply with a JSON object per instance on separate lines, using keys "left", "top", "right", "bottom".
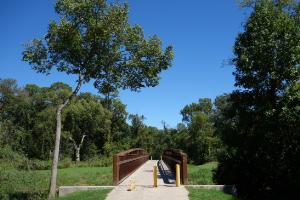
{"left": 127, "top": 180, "right": 136, "bottom": 191}
{"left": 176, "top": 164, "right": 180, "bottom": 187}
{"left": 153, "top": 166, "right": 158, "bottom": 188}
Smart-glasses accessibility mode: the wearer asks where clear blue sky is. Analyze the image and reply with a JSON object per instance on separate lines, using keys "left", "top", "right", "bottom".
{"left": 0, "top": 0, "right": 247, "bottom": 128}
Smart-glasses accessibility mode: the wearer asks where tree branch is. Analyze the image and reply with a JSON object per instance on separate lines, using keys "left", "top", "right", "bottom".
{"left": 69, "top": 137, "right": 77, "bottom": 148}
{"left": 79, "top": 135, "right": 87, "bottom": 149}
{"left": 58, "top": 73, "right": 85, "bottom": 112}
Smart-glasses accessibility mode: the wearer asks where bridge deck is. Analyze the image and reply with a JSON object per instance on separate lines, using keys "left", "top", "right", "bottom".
{"left": 106, "top": 160, "right": 188, "bottom": 200}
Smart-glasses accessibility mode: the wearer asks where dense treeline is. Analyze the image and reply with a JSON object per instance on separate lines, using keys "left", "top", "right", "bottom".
{"left": 214, "top": 1, "right": 300, "bottom": 200}
{"left": 0, "top": 77, "right": 225, "bottom": 200}
{"left": 0, "top": 78, "right": 225, "bottom": 165}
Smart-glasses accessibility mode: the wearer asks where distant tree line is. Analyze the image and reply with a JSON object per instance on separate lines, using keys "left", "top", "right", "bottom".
{"left": 0, "top": 78, "right": 227, "bottom": 164}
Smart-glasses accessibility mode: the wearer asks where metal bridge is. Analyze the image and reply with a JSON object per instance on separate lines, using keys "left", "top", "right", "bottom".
{"left": 107, "top": 148, "right": 189, "bottom": 200}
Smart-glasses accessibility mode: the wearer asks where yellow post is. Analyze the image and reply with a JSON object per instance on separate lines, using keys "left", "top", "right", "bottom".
{"left": 176, "top": 164, "right": 180, "bottom": 187}
{"left": 153, "top": 166, "right": 158, "bottom": 188}
{"left": 127, "top": 180, "right": 136, "bottom": 191}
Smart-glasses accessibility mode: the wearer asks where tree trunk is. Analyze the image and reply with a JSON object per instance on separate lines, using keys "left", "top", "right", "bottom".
{"left": 69, "top": 134, "right": 86, "bottom": 163}
{"left": 75, "top": 147, "right": 80, "bottom": 162}
{"left": 48, "top": 74, "right": 84, "bottom": 199}
{"left": 48, "top": 105, "right": 63, "bottom": 199}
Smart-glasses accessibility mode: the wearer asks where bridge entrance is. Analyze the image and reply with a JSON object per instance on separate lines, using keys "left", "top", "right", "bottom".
{"left": 107, "top": 148, "right": 189, "bottom": 200}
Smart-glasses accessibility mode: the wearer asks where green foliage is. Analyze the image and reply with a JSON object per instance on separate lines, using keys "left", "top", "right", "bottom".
{"left": 215, "top": 1, "right": 300, "bottom": 200}
{"left": 22, "top": 0, "right": 173, "bottom": 95}
{"left": 0, "top": 190, "right": 48, "bottom": 200}
{"left": 188, "top": 188, "right": 237, "bottom": 200}
{"left": 181, "top": 98, "right": 212, "bottom": 123}
{"left": 188, "top": 162, "right": 218, "bottom": 185}
{"left": 0, "top": 145, "right": 24, "bottom": 160}
{"left": 64, "top": 97, "right": 112, "bottom": 158}
{"left": 187, "top": 112, "right": 216, "bottom": 164}
{"left": 56, "top": 189, "right": 112, "bottom": 200}
{"left": 179, "top": 98, "right": 222, "bottom": 164}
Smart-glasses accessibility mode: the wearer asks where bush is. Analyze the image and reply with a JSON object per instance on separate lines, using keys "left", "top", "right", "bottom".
{"left": 58, "top": 157, "right": 73, "bottom": 169}
{"left": 0, "top": 146, "right": 28, "bottom": 169}
{"left": 0, "top": 191, "right": 47, "bottom": 200}
{"left": 0, "top": 145, "right": 24, "bottom": 160}
{"left": 57, "top": 156, "right": 112, "bottom": 168}
{"left": 18, "top": 159, "right": 51, "bottom": 170}
{"left": 0, "top": 155, "right": 112, "bottom": 171}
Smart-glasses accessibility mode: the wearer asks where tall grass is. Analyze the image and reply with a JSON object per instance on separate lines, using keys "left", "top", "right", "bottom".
{"left": 188, "top": 162, "right": 218, "bottom": 185}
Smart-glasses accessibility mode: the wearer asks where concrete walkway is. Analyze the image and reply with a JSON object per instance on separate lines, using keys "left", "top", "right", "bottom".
{"left": 106, "top": 160, "right": 188, "bottom": 200}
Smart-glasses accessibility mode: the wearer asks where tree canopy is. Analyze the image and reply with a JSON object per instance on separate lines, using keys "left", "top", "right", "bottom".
{"left": 215, "top": 1, "right": 300, "bottom": 199}
{"left": 22, "top": 0, "right": 173, "bottom": 198}
{"left": 23, "top": 0, "right": 173, "bottom": 94}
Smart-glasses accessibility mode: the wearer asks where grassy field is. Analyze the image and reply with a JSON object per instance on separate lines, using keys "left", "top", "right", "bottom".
{"left": 188, "top": 162, "right": 218, "bottom": 185}
{"left": 188, "top": 188, "right": 237, "bottom": 200}
{"left": 56, "top": 189, "right": 112, "bottom": 200}
{"left": 0, "top": 167, "right": 112, "bottom": 198}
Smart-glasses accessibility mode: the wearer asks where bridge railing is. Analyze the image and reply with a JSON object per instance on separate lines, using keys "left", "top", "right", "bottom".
{"left": 162, "top": 148, "right": 188, "bottom": 185}
{"left": 113, "top": 148, "right": 149, "bottom": 185}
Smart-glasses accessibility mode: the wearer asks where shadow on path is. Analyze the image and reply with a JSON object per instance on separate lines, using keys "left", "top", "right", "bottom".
{"left": 157, "top": 160, "right": 175, "bottom": 184}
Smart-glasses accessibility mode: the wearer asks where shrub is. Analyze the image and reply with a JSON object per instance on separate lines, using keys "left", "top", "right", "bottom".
{"left": 18, "top": 159, "right": 51, "bottom": 170}
{"left": 0, "top": 191, "right": 47, "bottom": 200}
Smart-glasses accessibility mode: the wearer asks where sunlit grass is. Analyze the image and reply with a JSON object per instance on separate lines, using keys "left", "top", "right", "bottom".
{"left": 188, "top": 188, "right": 237, "bottom": 200}
{"left": 188, "top": 162, "right": 218, "bottom": 185}
{"left": 56, "top": 189, "right": 112, "bottom": 200}
{"left": 0, "top": 167, "right": 112, "bottom": 198}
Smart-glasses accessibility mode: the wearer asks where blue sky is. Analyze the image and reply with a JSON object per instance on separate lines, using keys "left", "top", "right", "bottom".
{"left": 0, "top": 0, "right": 247, "bottom": 128}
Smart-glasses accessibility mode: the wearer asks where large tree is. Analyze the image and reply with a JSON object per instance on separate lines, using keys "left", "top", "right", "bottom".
{"left": 179, "top": 98, "right": 220, "bottom": 164}
{"left": 180, "top": 98, "right": 212, "bottom": 123}
{"left": 64, "top": 96, "right": 111, "bottom": 161}
{"left": 215, "top": 1, "right": 300, "bottom": 199}
{"left": 22, "top": 0, "right": 173, "bottom": 198}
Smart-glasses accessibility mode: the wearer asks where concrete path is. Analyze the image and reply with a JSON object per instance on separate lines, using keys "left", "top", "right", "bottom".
{"left": 106, "top": 160, "right": 189, "bottom": 200}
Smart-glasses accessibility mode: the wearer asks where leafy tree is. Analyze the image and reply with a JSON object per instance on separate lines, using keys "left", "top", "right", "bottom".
{"left": 64, "top": 96, "right": 112, "bottom": 161}
{"left": 0, "top": 79, "right": 19, "bottom": 113}
{"left": 22, "top": 0, "right": 173, "bottom": 197}
{"left": 107, "top": 99, "right": 129, "bottom": 143}
{"left": 30, "top": 107, "right": 56, "bottom": 159}
{"left": 179, "top": 98, "right": 219, "bottom": 164}
{"left": 215, "top": 1, "right": 300, "bottom": 199}
{"left": 212, "top": 94, "right": 231, "bottom": 136}
{"left": 187, "top": 112, "right": 215, "bottom": 164}
{"left": 181, "top": 98, "right": 212, "bottom": 123}
{"left": 128, "top": 114, "right": 146, "bottom": 145}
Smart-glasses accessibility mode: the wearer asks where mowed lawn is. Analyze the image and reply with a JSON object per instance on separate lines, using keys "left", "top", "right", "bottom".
{"left": 0, "top": 167, "right": 112, "bottom": 195}
{"left": 188, "top": 162, "right": 218, "bottom": 185}
{"left": 188, "top": 188, "right": 237, "bottom": 200}
{"left": 56, "top": 189, "right": 112, "bottom": 200}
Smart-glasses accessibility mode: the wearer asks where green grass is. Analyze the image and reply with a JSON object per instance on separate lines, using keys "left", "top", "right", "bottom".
{"left": 188, "top": 188, "right": 238, "bottom": 200}
{"left": 0, "top": 167, "right": 112, "bottom": 198}
{"left": 56, "top": 189, "right": 112, "bottom": 200}
{"left": 57, "top": 167, "right": 112, "bottom": 186}
{"left": 188, "top": 162, "right": 218, "bottom": 185}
